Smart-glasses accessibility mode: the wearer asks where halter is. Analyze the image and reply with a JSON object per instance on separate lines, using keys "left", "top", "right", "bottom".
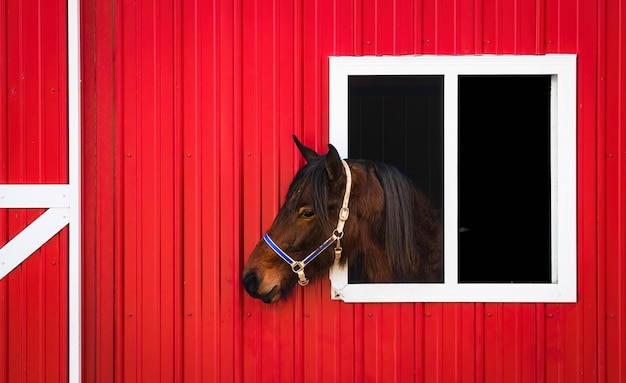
{"left": 263, "top": 160, "right": 352, "bottom": 286}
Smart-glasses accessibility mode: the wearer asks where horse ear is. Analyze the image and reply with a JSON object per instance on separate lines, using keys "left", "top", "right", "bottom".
{"left": 325, "top": 144, "right": 344, "bottom": 184}
{"left": 293, "top": 135, "right": 320, "bottom": 163}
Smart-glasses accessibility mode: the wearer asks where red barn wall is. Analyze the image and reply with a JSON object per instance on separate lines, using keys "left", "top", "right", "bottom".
{"left": 1, "top": 0, "right": 625, "bottom": 382}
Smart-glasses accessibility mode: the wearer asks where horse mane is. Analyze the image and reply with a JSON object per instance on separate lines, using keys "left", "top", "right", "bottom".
{"left": 287, "top": 155, "right": 442, "bottom": 283}
{"left": 369, "top": 161, "right": 442, "bottom": 282}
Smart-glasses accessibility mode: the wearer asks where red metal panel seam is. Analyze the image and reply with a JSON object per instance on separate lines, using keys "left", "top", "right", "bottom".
{"left": 596, "top": 0, "right": 607, "bottom": 379}
{"left": 544, "top": 0, "right": 557, "bottom": 53}
{"left": 94, "top": 2, "right": 119, "bottom": 381}
{"left": 483, "top": 303, "right": 498, "bottom": 382}
{"left": 414, "top": 303, "right": 424, "bottom": 382}
{"left": 157, "top": 1, "right": 180, "bottom": 380}
{"left": 421, "top": 0, "right": 436, "bottom": 53}
{"left": 241, "top": 0, "right": 263, "bottom": 379}
{"left": 172, "top": 0, "right": 184, "bottom": 382}
{"left": 81, "top": 0, "right": 115, "bottom": 381}
{"left": 500, "top": 0, "right": 515, "bottom": 53}
{"left": 482, "top": 0, "right": 495, "bottom": 53}
{"left": 354, "top": 0, "right": 363, "bottom": 54}
{"left": 221, "top": 0, "right": 243, "bottom": 380}
{"left": 257, "top": 0, "right": 282, "bottom": 371}
{"left": 618, "top": 4, "right": 625, "bottom": 378}
{"left": 456, "top": 304, "right": 464, "bottom": 382}
{"left": 137, "top": 0, "right": 159, "bottom": 379}
{"left": 114, "top": 1, "right": 126, "bottom": 381}
{"left": 516, "top": 0, "right": 532, "bottom": 52}
{"left": 603, "top": 0, "right": 625, "bottom": 380}
{"left": 474, "top": 0, "right": 484, "bottom": 53}
{"left": 475, "top": 303, "right": 485, "bottom": 383}
{"left": 163, "top": 1, "right": 176, "bottom": 379}
{"left": 183, "top": 0, "right": 207, "bottom": 380}
{"left": 397, "top": 304, "right": 416, "bottom": 381}
{"left": 380, "top": 304, "right": 396, "bottom": 380}
{"left": 120, "top": 0, "right": 140, "bottom": 378}
{"left": 376, "top": 0, "right": 393, "bottom": 54}
{"left": 535, "top": 304, "right": 546, "bottom": 382}
{"left": 618, "top": 3, "right": 625, "bottom": 379}
{"left": 413, "top": 0, "right": 422, "bottom": 53}
{"left": 180, "top": 0, "right": 199, "bottom": 379}
{"left": 441, "top": 303, "right": 458, "bottom": 382}
{"left": 572, "top": 0, "right": 600, "bottom": 381}
{"left": 361, "top": 0, "right": 375, "bottom": 55}
{"left": 233, "top": 1, "right": 245, "bottom": 381}
{"left": 456, "top": 0, "right": 470, "bottom": 54}
{"left": 535, "top": 0, "right": 545, "bottom": 53}
{"left": 80, "top": 0, "right": 97, "bottom": 379}
{"left": 205, "top": 2, "right": 219, "bottom": 379}
{"left": 458, "top": 304, "right": 477, "bottom": 382}
{"left": 436, "top": 0, "right": 456, "bottom": 54}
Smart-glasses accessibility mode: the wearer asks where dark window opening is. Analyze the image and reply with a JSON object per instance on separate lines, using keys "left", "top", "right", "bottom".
{"left": 347, "top": 75, "right": 444, "bottom": 283}
{"left": 458, "top": 75, "right": 552, "bottom": 283}
{"left": 347, "top": 74, "right": 553, "bottom": 284}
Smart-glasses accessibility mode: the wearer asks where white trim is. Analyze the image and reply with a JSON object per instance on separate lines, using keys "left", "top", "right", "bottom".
{"left": 0, "top": 184, "right": 70, "bottom": 207}
{"left": 328, "top": 54, "right": 577, "bottom": 303}
{"left": 68, "top": 0, "right": 82, "bottom": 380}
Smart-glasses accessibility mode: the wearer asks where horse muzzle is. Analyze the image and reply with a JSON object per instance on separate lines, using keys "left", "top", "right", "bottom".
{"left": 242, "top": 270, "right": 282, "bottom": 303}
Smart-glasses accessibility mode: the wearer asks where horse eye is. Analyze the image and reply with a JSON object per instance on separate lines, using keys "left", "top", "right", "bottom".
{"left": 299, "top": 208, "right": 315, "bottom": 218}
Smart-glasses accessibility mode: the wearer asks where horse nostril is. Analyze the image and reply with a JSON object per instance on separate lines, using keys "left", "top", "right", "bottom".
{"left": 243, "top": 272, "right": 260, "bottom": 294}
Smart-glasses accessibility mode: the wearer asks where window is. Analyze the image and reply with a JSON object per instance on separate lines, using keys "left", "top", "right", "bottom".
{"left": 328, "top": 55, "right": 577, "bottom": 302}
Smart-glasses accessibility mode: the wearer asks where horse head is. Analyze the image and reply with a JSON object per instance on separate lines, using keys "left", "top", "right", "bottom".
{"left": 242, "top": 135, "right": 442, "bottom": 303}
{"left": 241, "top": 136, "right": 356, "bottom": 303}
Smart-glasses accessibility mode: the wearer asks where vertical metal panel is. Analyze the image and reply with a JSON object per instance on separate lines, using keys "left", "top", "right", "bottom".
{"left": 603, "top": 0, "right": 626, "bottom": 381}
{"left": 576, "top": 0, "right": 603, "bottom": 381}
{"left": 77, "top": 0, "right": 626, "bottom": 382}
{"left": 117, "top": 0, "right": 182, "bottom": 382}
{"left": 81, "top": 0, "right": 118, "bottom": 380}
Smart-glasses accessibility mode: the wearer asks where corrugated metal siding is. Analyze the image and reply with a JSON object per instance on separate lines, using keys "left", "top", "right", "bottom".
{"left": 82, "top": 0, "right": 624, "bottom": 382}
{"left": 0, "top": 0, "right": 622, "bottom": 381}
{"left": 0, "top": 0, "right": 69, "bottom": 382}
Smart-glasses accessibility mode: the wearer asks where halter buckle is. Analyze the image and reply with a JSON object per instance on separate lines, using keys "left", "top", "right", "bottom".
{"left": 291, "top": 261, "right": 305, "bottom": 274}
{"left": 292, "top": 263, "right": 309, "bottom": 286}
{"left": 339, "top": 207, "right": 350, "bottom": 221}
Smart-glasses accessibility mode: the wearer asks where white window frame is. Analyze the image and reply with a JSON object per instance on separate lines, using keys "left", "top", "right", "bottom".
{"left": 328, "top": 54, "right": 577, "bottom": 303}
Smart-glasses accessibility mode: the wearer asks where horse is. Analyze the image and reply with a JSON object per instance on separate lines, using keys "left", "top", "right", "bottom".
{"left": 242, "top": 135, "right": 442, "bottom": 303}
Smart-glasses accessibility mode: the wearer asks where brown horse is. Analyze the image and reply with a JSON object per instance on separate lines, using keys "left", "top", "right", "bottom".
{"left": 242, "top": 135, "right": 442, "bottom": 303}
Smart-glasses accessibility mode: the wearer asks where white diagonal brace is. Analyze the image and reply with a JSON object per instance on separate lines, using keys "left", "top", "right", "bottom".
{"left": 0, "top": 207, "right": 70, "bottom": 280}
